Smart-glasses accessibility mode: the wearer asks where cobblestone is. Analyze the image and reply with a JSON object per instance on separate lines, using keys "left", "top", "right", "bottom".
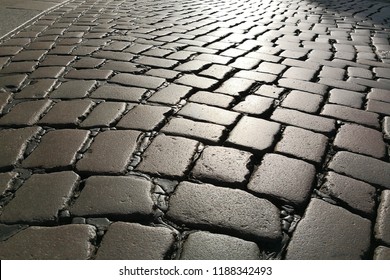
{"left": 286, "top": 198, "right": 371, "bottom": 259}
{"left": 80, "top": 102, "right": 126, "bottom": 128}
{"left": 0, "top": 224, "right": 96, "bottom": 260}
{"left": 248, "top": 153, "right": 316, "bottom": 207}
{"left": 282, "top": 90, "right": 323, "bottom": 113}
{"left": 180, "top": 231, "right": 260, "bottom": 260}
{"left": 0, "top": 100, "right": 52, "bottom": 126}
{"left": 15, "top": 80, "right": 57, "bottom": 99}
{"left": 0, "top": 172, "right": 16, "bottom": 196}
{"left": 175, "top": 74, "right": 218, "bottom": 90}
{"left": 375, "top": 190, "right": 390, "bottom": 246}
{"left": 328, "top": 88, "right": 364, "bottom": 108}
{"left": 278, "top": 78, "right": 328, "bottom": 95}
{"left": 111, "top": 73, "right": 165, "bottom": 89}
{"left": 0, "top": 172, "right": 79, "bottom": 224}
{"left": 90, "top": 84, "right": 146, "bottom": 102}
{"left": 95, "top": 222, "right": 175, "bottom": 260}
{"left": 215, "top": 77, "right": 255, "bottom": 96}
{"left": 50, "top": 80, "right": 97, "bottom": 99}
{"left": 233, "top": 95, "right": 274, "bottom": 116}
{"left": 167, "top": 181, "right": 281, "bottom": 242}
{"left": 374, "top": 246, "right": 390, "bottom": 260}
{"left": 148, "top": 84, "right": 192, "bottom": 105}
{"left": 367, "top": 99, "right": 390, "bottom": 116}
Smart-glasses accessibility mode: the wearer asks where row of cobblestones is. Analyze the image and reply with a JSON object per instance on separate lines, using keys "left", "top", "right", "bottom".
{"left": 0, "top": 0, "right": 389, "bottom": 259}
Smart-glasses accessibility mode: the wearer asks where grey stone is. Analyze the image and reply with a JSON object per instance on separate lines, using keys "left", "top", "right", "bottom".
{"left": 373, "top": 246, "right": 390, "bottom": 260}
{"left": 0, "top": 172, "right": 80, "bottom": 224}
{"left": 214, "top": 77, "right": 255, "bottom": 96}
{"left": 176, "top": 74, "right": 218, "bottom": 90}
{"left": 71, "top": 176, "right": 154, "bottom": 219}
{"left": 96, "top": 222, "right": 175, "bottom": 260}
{"left": 137, "top": 134, "right": 199, "bottom": 177}
{"left": 188, "top": 91, "right": 234, "bottom": 108}
{"left": 286, "top": 198, "right": 371, "bottom": 259}
{"left": 180, "top": 231, "right": 260, "bottom": 260}
{"left": 15, "top": 79, "right": 57, "bottom": 99}
{"left": 375, "top": 190, "right": 390, "bottom": 246}
{"left": 0, "top": 224, "right": 96, "bottom": 260}
{"left": 80, "top": 102, "right": 126, "bottom": 128}
{"left": 0, "top": 100, "right": 52, "bottom": 126}
{"left": 328, "top": 151, "right": 390, "bottom": 188}
{"left": 90, "top": 85, "right": 146, "bottom": 102}
{"left": 0, "top": 172, "right": 17, "bottom": 196}
{"left": 233, "top": 95, "right": 274, "bottom": 116}
{"left": 192, "top": 146, "right": 252, "bottom": 186}
{"left": 282, "top": 90, "right": 323, "bottom": 113}
{"left": 110, "top": 73, "right": 166, "bottom": 89}
{"left": 50, "top": 80, "right": 97, "bottom": 99}
{"left": 248, "top": 153, "right": 316, "bottom": 207}
{"left": 148, "top": 84, "right": 192, "bottom": 105}
{"left": 167, "top": 181, "right": 281, "bottom": 242}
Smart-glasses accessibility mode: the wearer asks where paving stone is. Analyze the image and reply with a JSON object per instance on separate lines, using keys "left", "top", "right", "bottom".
{"left": 373, "top": 246, "right": 390, "bottom": 260}
{"left": 73, "top": 57, "right": 105, "bottom": 69}
{"left": 161, "top": 117, "right": 225, "bottom": 144}
{"left": 275, "top": 126, "right": 328, "bottom": 164}
{"left": 29, "top": 67, "right": 65, "bottom": 79}
{"left": 334, "top": 123, "right": 386, "bottom": 159}
{"left": 195, "top": 54, "right": 232, "bottom": 65}
{"left": 282, "top": 58, "right": 321, "bottom": 71}
{"left": 214, "top": 77, "right": 255, "bottom": 96}
{"left": 0, "top": 74, "right": 27, "bottom": 91}
{"left": 117, "top": 104, "right": 171, "bottom": 131}
{"left": 76, "top": 130, "right": 140, "bottom": 174}
{"left": 65, "top": 69, "right": 113, "bottom": 80}
{"left": 230, "top": 57, "right": 261, "bottom": 70}
{"left": 137, "top": 134, "right": 198, "bottom": 177}
{"left": 95, "top": 222, "right": 175, "bottom": 260}
{"left": 278, "top": 78, "right": 328, "bottom": 95}
{"left": 0, "top": 172, "right": 80, "bottom": 224}
{"left": 286, "top": 198, "right": 371, "bottom": 259}
{"left": 282, "top": 90, "right": 323, "bottom": 113}
{"left": 199, "top": 64, "right": 233, "bottom": 79}
{"left": 0, "top": 46, "right": 23, "bottom": 57}
{"left": 272, "top": 107, "right": 335, "bottom": 134}
{"left": 0, "top": 61, "right": 38, "bottom": 74}
{"left": 188, "top": 91, "right": 234, "bottom": 108}
{"left": 100, "top": 61, "right": 142, "bottom": 73}
{"left": 40, "top": 55, "right": 76, "bottom": 66}
{"left": 282, "top": 67, "right": 317, "bottom": 81}
{"left": 110, "top": 73, "right": 165, "bottom": 89}
{"left": 15, "top": 79, "right": 57, "bottom": 99}
{"left": 12, "top": 50, "right": 47, "bottom": 61}
{"left": 248, "top": 153, "right": 316, "bottom": 207}
{"left": 145, "top": 68, "right": 179, "bottom": 79}
{"left": 22, "top": 129, "right": 89, "bottom": 170}
{"left": 80, "top": 102, "right": 126, "bottom": 128}
{"left": 328, "top": 151, "right": 390, "bottom": 188}
{"left": 92, "top": 50, "right": 134, "bottom": 61}
{"left": 319, "top": 66, "right": 346, "bottom": 80}
{"left": 0, "top": 172, "right": 17, "bottom": 195}
{"left": 103, "top": 41, "right": 131, "bottom": 51}
{"left": 134, "top": 56, "right": 178, "bottom": 68}
{"left": 148, "top": 84, "right": 192, "bottom": 105}
{"left": 167, "top": 181, "right": 281, "bottom": 242}
{"left": 375, "top": 190, "right": 390, "bottom": 246}
{"left": 175, "top": 74, "right": 218, "bottom": 90}
{"left": 167, "top": 50, "right": 196, "bottom": 61}
{"left": 257, "top": 62, "right": 287, "bottom": 75}
{"left": 174, "top": 60, "right": 211, "bottom": 72}
{"left": 321, "top": 104, "right": 380, "bottom": 128}
{"left": 0, "top": 92, "right": 12, "bottom": 112}
{"left": 50, "top": 80, "right": 97, "bottom": 99}
{"left": 71, "top": 175, "right": 154, "bottom": 219}
{"left": 374, "top": 67, "right": 390, "bottom": 79}
{"left": 0, "top": 100, "right": 52, "bottom": 126}
{"left": 178, "top": 102, "right": 239, "bottom": 126}
{"left": 319, "top": 77, "right": 367, "bottom": 92}
{"left": 90, "top": 84, "right": 146, "bottom": 102}
{"left": 385, "top": 117, "right": 390, "bottom": 140}
{"left": 227, "top": 116, "right": 281, "bottom": 153}
{"left": 0, "top": 224, "right": 96, "bottom": 260}
{"left": 124, "top": 43, "right": 153, "bottom": 54}
{"left": 254, "top": 85, "right": 285, "bottom": 98}
{"left": 367, "top": 88, "right": 390, "bottom": 103}
{"left": 328, "top": 88, "right": 364, "bottom": 108}
{"left": 246, "top": 52, "right": 282, "bottom": 63}
{"left": 320, "top": 172, "right": 376, "bottom": 218}
{"left": 234, "top": 70, "right": 277, "bottom": 83}
{"left": 180, "top": 231, "right": 260, "bottom": 260}
{"left": 0, "top": 127, "right": 41, "bottom": 169}
{"left": 233, "top": 95, "right": 274, "bottom": 116}
{"left": 348, "top": 67, "right": 373, "bottom": 79}
{"left": 192, "top": 146, "right": 252, "bottom": 186}
{"left": 367, "top": 99, "right": 390, "bottom": 115}
{"left": 39, "top": 100, "right": 95, "bottom": 127}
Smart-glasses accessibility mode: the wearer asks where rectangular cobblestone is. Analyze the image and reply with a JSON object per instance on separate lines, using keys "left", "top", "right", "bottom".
{"left": 148, "top": 84, "right": 192, "bottom": 105}
{"left": 319, "top": 77, "right": 367, "bottom": 92}
{"left": 278, "top": 78, "right": 328, "bottom": 95}
{"left": 375, "top": 190, "right": 390, "bottom": 246}
{"left": 233, "top": 95, "right": 274, "bottom": 116}
{"left": 110, "top": 73, "right": 166, "bottom": 89}
{"left": 329, "top": 151, "right": 390, "bottom": 188}
{"left": 0, "top": 172, "right": 80, "bottom": 224}
{"left": 15, "top": 80, "right": 57, "bottom": 99}
{"left": 80, "top": 102, "right": 126, "bottom": 128}
{"left": 76, "top": 130, "right": 140, "bottom": 174}
{"left": 282, "top": 90, "right": 323, "bottom": 113}
{"left": 189, "top": 91, "right": 234, "bottom": 108}
{"left": 38, "top": 100, "right": 95, "bottom": 127}
{"left": 134, "top": 56, "right": 178, "bottom": 68}
{"left": 328, "top": 88, "right": 364, "bottom": 108}
{"left": 227, "top": 116, "right": 281, "bottom": 153}
{"left": 12, "top": 50, "right": 47, "bottom": 61}
{"left": 257, "top": 62, "right": 287, "bottom": 75}
{"left": 272, "top": 107, "right": 336, "bottom": 134}
{"left": 175, "top": 74, "right": 218, "bottom": 90}
{"left": 92, "top": 50, "right": 134, "bottom": 61}
{"left": 136, "top": 134, "right": 199, "bottom": 178}
{"left": 0, "top": 100, "right": 52, "bottom": 126}
{"left": 234, "top": 70, "right": 277, "bottom": 83}
{"left": 71, "top": 176, "right": 154, "bottom": 219}
{"left": 178, "top": 102, "right": 239, "bottom": 126}
{"left": 100, "top": 61, "right": 142, "bottom": 73}
{"left": 0, "top": 172, "right": 17, "bottom": 196}
{"left": 0, "top": 224, "right": 96, "bottom": 260}
{"left": 249, "top": 153, "right": 316, "bottom": 207}
{"left": 321, "top": 104, "right": 380, "bottom": 128}
{"left": 50, "top": 80, "right": 97, "bottom": 99}
{"left": 65, "top": 69, "right": 113, "bottom": 80}
{"left": 283, "top": 67, "right": 317, "bottom": 81}
{"left": 367, "top": 99, "right": 390, "bottom": 116}
{"left": 117, "top": 104, "right": 171, "bottom": 131}
{"left": 72, "top": 57, "right": 105, "bottom": 69}
{"left": 90, "top": 85, "right": 146, "bottom": 102}
{"left": 367, "top": 88, "right": 390, "bottom": 103}
{"left": 214, "top": 77, "right": 255, "bottom": 96}
{"left": 286, "top": 198, "right": 371, "bottom": 259}
{"left": 166, "top": 181, "right": 281, "bottom": 242}
{"left": 0, "top": 127, "right": 41, "bottom": 169}
{"left": 0, "top": 61, "right": 38, "bottom": 74}
{"left": 0, "top": 92, "right": 12, "bottom": 112}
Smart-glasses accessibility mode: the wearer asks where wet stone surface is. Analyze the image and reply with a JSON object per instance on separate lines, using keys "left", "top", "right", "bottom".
{"left": 0, "top": 0, "right": 389, "bottom": 260}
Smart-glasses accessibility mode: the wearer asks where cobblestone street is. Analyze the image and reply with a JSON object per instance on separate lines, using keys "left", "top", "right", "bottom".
{"left": 0, "top": 0, "right": 389, "bottom": 260}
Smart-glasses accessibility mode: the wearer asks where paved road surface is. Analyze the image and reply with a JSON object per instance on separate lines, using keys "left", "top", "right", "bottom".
{"left": 0, "top": 0, "right": 389, "bottom": 260}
